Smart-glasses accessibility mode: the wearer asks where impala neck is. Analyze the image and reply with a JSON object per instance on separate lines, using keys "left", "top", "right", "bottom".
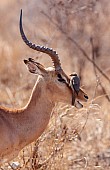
{"left": 16, "top": 76, "right": 55, "bottom": 148}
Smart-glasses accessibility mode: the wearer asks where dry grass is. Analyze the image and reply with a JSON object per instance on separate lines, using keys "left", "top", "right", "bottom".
{"left": 0, "top": 0, "right": 110, "bottom": 169}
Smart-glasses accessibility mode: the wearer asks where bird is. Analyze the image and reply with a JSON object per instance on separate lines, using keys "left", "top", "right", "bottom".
{"left": 69, "top": 73, "right": 80, "bottom": 105}
{"left": 69, "top": 73, "right": 80, "bottom": 95}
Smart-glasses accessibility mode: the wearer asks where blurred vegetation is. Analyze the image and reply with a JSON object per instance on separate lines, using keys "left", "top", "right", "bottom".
{"left": 0, "top": 0, "right": 110, "bottom": 169}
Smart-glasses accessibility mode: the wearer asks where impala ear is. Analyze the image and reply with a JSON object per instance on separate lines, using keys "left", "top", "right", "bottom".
{"left": 24, "top": 58, "right": 48, "bottom": 75}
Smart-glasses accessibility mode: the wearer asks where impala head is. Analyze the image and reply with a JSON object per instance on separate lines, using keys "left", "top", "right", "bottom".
{"left": 20, "top": 9, "right": 88, "bottom": 108}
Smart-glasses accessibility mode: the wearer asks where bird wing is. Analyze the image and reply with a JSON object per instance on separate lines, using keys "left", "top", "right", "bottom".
{"left": 70, "top": 76, "right": 80, "bottom": 94}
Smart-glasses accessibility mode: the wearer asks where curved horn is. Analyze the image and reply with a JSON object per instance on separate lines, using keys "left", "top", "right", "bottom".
{"left": 19, "top": 9, "right": 62, "bottom": 72}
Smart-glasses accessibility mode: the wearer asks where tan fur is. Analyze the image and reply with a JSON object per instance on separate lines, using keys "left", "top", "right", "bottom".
{"left": 0, "top": 66, "right": 88, "bottom": 165}
{"left": 0, "top": 9, "right": 89, "bottom": 165}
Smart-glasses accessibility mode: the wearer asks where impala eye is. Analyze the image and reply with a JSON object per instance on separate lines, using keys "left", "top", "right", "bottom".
{"left": 57, "top": 74, "right": 66, "bottom": 83}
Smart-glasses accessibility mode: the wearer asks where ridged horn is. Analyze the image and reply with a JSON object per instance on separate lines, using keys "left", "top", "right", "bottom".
{"left": 19, "top": 9, "right": 62, "bottom": 72}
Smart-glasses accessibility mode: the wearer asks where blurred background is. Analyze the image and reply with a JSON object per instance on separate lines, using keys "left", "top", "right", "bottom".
{"left": 0, "top": 0, "right": 110, "bottom": 169}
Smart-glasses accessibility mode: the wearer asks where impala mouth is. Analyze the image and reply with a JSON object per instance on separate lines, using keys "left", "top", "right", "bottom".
{"left": 75, "top": 100, "right": 83, "bottom": 109}
{"left": 74, "top": 94, "right": 88, "bottom": 109}
{"left": 74, "top": 94, "right": 89, "bottom": 108}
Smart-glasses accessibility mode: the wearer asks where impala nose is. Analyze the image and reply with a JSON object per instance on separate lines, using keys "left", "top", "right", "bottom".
{"left": 84, "top": 95, "right": 88, "bottom": 100}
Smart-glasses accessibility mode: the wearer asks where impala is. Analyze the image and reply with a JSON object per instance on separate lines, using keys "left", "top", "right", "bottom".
{"left": 0, "top": 10, "right": 88, "bottom": 165}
